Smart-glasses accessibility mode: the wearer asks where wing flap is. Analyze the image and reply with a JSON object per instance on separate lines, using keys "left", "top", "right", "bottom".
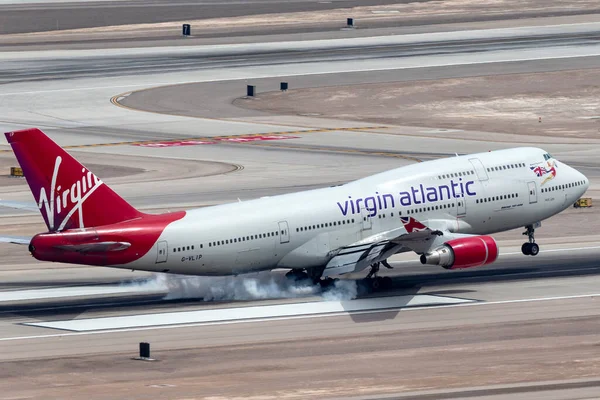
{"left": 324, "top": 217, "right": 453, "bottom": 276}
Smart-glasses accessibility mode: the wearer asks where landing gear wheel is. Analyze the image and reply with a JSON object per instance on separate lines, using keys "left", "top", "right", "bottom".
{"left": 381, "top": 276, "right": 393, "bottom": 289}
{"left": 285, "top": 269, "right": 309, "bottom": 282}
{"left": 522, "top": 225, "right": 540, "bottom": 256}
{"left": 529, "top": 243, "right": 539, "bottom": 256}
{"left": 368, "top": 276, "right": 392, "bottom": 291}
{"left": 371, "top": 277, "right": 382, "bottom": 291}
{"left": 319, "top": 277, "right": 337, "bottom": 289}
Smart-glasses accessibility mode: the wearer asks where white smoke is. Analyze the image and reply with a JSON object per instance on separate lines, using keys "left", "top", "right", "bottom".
{"left": 129, "top": 272, "right": 357, "bottom": 302}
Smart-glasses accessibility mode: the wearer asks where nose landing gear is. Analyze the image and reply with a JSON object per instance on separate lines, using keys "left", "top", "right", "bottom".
{"left": 521, "top": 225, "right": 540, "bottom": 256}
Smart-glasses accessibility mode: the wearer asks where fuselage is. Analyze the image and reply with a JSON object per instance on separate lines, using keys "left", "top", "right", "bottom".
{"left": 123, "top": 147, "right": 588, "bottom": 276}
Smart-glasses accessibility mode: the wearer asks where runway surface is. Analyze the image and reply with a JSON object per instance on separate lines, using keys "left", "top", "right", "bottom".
{"left": 3, "top": 0, "right": 600, "bottom": 35}
{"left": 0, "top": 5, "right": 600, "bottom": 399}
{"left": 0, "top": 0, "right": 412, "bottom": 34}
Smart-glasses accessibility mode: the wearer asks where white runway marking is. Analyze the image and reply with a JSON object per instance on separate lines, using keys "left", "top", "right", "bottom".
{"left": 0, "top": 285, "right": 163, "bottom": 302}
{"left": 3, "top": 292, "right": 600, "bottom": 342}
{"left": 24, "top": 294, "right": 472, "bottom": 332}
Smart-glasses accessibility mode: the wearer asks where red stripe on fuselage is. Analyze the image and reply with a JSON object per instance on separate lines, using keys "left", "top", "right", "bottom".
{"left": 30, "top": 211, "right": 185, "bottom": 266}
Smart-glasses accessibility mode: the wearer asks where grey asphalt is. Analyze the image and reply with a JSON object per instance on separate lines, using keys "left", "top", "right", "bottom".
{"left": 2, "top": 244, "right": 599, "bottom": 310}
{"left": 4, "top": 31, "right": 600, "bottom": 85}
{"left": 0, "top": 0, "right": 421, "bottom": 34}
{"left": 2, "top": 0, "right": 600, "bottom": 36}
{"left": 1, "top": 14, "right": 600, "bottom": 398}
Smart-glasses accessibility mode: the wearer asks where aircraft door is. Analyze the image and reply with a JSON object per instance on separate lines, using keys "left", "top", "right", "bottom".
{"left": 156, "top": 240, "right": 168, "bottom": 264}
{"left": 456, "top": 195, "right": 466, "bottom": 217}
{"left": 361, "top": 208, "right": 372, "bottom": 230}
{"left": 528, "top": 181, "right": 538, "bottom": 204}
{"left": 469, "top": 158, "right": 489, "bottom": 181}
{"left": 278, "top": 221, "right": 290, "bottom": 244}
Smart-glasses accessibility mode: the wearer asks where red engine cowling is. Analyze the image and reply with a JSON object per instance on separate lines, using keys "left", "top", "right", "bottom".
{"left": 420, "top": 236, "right": 498, "bottom": 269}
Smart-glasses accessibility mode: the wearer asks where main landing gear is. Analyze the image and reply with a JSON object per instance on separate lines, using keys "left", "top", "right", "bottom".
{"left": 364, "top": 261, "right": 393, "bottom": 291}
{"left": 287, "top": 267, "right": 338, "bottom": 289}
{"left": 521, "top": 225, "right": 540, "bottom": 256}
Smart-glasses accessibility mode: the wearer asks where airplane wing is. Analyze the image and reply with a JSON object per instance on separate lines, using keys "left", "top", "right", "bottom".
{"left": 0, "top": 200, "right": 39, "bottom": 213}
{"left": 0, "top": 235, "right": 32, "bottom": 245}
{"left": 323, "top": 217, "right": 459, "bottom": 277}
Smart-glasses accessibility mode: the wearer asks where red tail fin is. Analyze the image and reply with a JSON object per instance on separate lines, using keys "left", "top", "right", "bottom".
{"left": 6, "top": 128, "right": 143, "bottom": 231}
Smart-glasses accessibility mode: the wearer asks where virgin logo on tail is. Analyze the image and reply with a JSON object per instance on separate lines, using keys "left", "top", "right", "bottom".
{"left": 37, "top": 156, "right": 103, "bottom": 231}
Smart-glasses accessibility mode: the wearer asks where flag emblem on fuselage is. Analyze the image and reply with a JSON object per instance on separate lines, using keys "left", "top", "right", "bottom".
{"left": 400, "top": 217, "right": 428, "bottom": 233}
{"left": 530, "top": 160, "right": 557, "bottom": 185}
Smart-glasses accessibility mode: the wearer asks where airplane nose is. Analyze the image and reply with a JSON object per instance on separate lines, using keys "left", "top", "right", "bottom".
{"left": 575, "top": 168, "right": 589, "bottom": 193}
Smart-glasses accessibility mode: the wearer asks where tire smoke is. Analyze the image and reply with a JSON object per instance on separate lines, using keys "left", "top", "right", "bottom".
{"left": 130, "top": 272, "right": 357, "bottom": 301}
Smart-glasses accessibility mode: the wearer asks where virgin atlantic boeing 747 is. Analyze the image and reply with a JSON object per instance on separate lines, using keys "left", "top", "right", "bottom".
{"left": 0, "top": 128, "right": 589, "bottom": 289}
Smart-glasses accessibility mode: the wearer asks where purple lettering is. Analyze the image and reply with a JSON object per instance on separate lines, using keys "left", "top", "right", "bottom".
{"left": 355, "top": 198, "right": 363, "bottom": 212}
{"left": 410, "top": 186, "right": 421, "bottom": 204}
{"left": 337, "top": 201, "right": 349, "bottom": 216}
{"left": 399, "top": 191, "right": 411, "bottom": 206}
{"left": 364, "top": 197, "right": 377, "bottom": 217}
{"left": 383, "top": 194, "right": 395, "bottom": 208}
{"left": 426, "top": 187, "right": 438, "bottom": 202}
{"left": 451, "top": 180, "right": 459, "bottom": 198}
{"left": 439, "top": 185, "right": 451, "bottom": 200}
{"left": 465, "top": 181, "right": 476, "bottom": 195}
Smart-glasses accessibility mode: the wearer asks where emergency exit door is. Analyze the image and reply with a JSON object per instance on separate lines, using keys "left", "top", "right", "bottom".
{"left": 278, "top": 221, "right": 290, "bottom": 244}
{"left": 156, "top": 240, "right": 168, "bottom": 263}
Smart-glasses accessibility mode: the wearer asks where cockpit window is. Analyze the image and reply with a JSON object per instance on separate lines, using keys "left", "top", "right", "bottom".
{"left": 543, "top": 153, "right": 553, "bottom": 161}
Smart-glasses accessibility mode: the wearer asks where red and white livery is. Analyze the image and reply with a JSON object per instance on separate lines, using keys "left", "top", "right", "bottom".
{"left": 1, "top": 128, "right": 590, "bottom": 287}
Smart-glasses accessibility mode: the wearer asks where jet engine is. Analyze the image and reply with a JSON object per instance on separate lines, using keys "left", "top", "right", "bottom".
{"left": 420, "top": 236, "right": 498, "bottom": 269}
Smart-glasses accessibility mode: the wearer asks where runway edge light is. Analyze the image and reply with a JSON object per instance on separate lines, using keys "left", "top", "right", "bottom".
{"left": 133, "top": 342, "right": 156, "bottom": 362}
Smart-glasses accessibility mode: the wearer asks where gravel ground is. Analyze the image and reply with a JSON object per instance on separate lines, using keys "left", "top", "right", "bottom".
{"left": 236, "top": 69, "right": 600, "bottom": 139}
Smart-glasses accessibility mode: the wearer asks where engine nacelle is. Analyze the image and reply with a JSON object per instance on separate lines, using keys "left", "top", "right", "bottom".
{"left": 420, "top": 236, "right": 498, "bottom": 269}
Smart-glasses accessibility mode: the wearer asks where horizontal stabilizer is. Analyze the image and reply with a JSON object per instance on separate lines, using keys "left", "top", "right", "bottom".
{"left": 0, "top": 235, "right": 32, "bottom": 245}
{"left": 0, "top": 200, "right": 39, "bottom": 213}
{"left": 54, "top": 241, "right": 131, "bottom": 253}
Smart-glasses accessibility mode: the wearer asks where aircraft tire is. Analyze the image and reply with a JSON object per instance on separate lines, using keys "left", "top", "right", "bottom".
{"left": 521, "top": 243, "right": 531, "bottom": 255}
{"left": 319, "top": 277, "right": 337, "bottom": 289}
{"left": 529, "top": 243, "right": 540, "bottom": 256}
{"left": 285, "top": 269, "right": 309, "bottom": 282}
{"left": 370, "top": 278, "right": 381, "bottom": 291}
{"left": 381, "top": 276, "right": 393, "bottom": 289}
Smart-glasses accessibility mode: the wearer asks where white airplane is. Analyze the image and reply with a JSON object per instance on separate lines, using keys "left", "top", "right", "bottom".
{"left": 2, "top": 128, "right": 589, "bottom": 290}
